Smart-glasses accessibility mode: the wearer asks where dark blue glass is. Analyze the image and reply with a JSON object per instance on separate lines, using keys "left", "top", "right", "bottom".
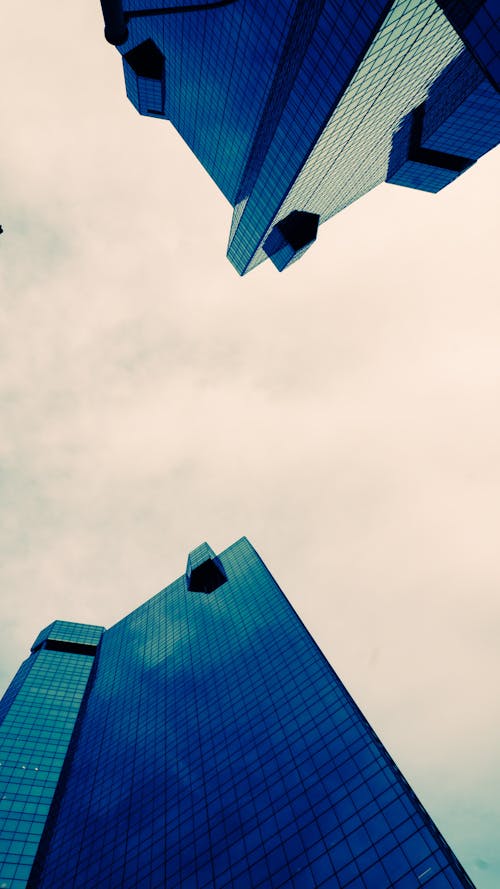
{"left": 4, "top": 538, "right": 471, "bottom": 889}
{"left": 387, "top": 47, "right": 500, "bottom": 192}
{"left": 100, "top": 0, "right": 499, "bottom": 273}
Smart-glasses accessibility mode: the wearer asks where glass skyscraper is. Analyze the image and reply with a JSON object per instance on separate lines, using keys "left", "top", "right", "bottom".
{"left": 0, "top": 621, "right": 105, "bottom": 889}
{"left": 1, "top": 538, "right": 474, "bottom": 888}
{"left": 100, "top": 0, "right": 499, "bottom": 273}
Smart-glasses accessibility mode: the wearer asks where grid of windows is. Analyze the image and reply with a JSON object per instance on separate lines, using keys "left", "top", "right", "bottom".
{"left": 0, "top": 622, "right": 104, "bottom": 889}
{"left": 422, "top": 49, "right": 500, "bottom": 158}
{"left": 30, "top": 622, "right": 104, "bottom": 652}
{"left": 120, "top": 1, "right": 299, "bottom": 203}
{"left": 30, "top": 539, "right": 473, "bottom": 888}
{"left": 437, "top": 0, "right": 500, "bottom": 89}
{"left": 229, "top": 0, "right": 463, "bottom": 273}
{"left": 386, "top": 43, "right": 500, "bottom": 193}
{"left": 112, "top": 1, "right": 497, "bottom": 274}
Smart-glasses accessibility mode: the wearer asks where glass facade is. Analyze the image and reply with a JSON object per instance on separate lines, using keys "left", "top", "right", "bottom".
{"left": 437, "top": 0, "right": 500, "bottom": 89}
{"left": 1, "top": 539, "right": 474, "bottom": 887}
{"left": 387, "top": 44, "right": 500, "bottom": 192}
{"left": 0, "top": 622, "right": 104, "bottom": 889}
{"left": 231, "top": 0, "right": 463, "bottom": 274}
{"left": 104, "top": 0, "right": 499, "bottom": 273}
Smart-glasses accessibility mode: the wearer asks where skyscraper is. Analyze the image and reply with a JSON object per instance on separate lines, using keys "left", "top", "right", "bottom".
{"left": 0, "top": 621, "right": 105, "bottom": 889}
{"left": 1, "top": 538, "right": 473, "bottom": 888}
{"left": 100, "top": 0, "right": 499, "bottom": 273}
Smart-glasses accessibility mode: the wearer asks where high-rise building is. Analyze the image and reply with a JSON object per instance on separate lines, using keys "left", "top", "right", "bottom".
{"left": 99, "top": 0, "right": 499, "bottom": 273}
{"left": 0, "top": 621, "right": 105, "bottom": 889}
{"left": 1, "top": 538, "right": 473, "bottom": 888}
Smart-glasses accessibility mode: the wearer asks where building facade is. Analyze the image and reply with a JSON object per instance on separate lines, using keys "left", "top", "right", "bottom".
{"left": 100, "top": 0, "right": 499, "bottom": 273}
{"left": 1, "top": 538, "right": 473, "bottom": 888}
{"left": 0, "top": 622, "right": 104, "bottom": 889}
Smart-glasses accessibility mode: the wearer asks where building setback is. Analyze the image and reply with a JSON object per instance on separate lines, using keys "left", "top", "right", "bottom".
{"left": 1, "top": 538, "right": 473, "bottom": 888}
{"left": 100, "top": 0, "right": 500, "bottom": 273}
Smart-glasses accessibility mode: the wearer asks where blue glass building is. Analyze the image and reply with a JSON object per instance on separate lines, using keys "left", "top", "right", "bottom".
{"left": 100, "top": 0, "right": 499, "bottom": 273}
{"left": 1, "top": 538, "right": 473, "bottom": 888}
{"left": 0, "top": 622, "right": 104, "bottom": 889}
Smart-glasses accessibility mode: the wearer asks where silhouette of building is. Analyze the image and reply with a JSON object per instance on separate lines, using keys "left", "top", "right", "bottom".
{"left": 100, "top": 0, "right": 500, "bottom": 273}
{"left": 1, "top": 538, "right": 473, "bottom": 888}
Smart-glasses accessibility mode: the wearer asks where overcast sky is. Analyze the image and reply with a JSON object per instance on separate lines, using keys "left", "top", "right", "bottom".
{"left": 1, "top": 2, "right": 499, "bottom": 886}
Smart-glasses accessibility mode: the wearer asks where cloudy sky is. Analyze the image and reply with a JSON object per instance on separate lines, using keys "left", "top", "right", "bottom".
{"left": 1, "top": 2, "right": 499, "bottom": 886}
